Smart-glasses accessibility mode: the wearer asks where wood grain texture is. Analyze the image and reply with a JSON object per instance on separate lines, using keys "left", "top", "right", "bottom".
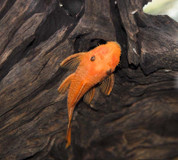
{"left": 0, "top": 0, "right": 178, "bottom": 159}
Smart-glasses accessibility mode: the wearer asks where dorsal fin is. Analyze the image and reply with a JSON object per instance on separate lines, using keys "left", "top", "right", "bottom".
{"left": 83, "top": 87, "right": 95, "bottom": 105}
{"left": 60, "top": 52, "right": 85, "bottom": 70}
{"left": 100, "top": 74, "right": 114, "bottom": 95}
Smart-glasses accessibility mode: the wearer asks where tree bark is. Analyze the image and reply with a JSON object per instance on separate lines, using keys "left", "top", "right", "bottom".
{"left": 0, "top": 0, "right": 178, "bottom": 159}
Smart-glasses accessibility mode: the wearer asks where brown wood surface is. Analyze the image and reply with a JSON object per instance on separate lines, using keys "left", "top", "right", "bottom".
{"left": 0, "top": 0, "right": 178, "bottom": 159}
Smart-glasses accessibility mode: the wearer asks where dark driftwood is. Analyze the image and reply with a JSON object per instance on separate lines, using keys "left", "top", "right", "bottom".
{"left": 0, "top": 0, "right": 178, "bottom": 159}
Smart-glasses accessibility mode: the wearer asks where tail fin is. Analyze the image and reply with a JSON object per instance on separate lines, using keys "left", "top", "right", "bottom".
{"left": 65, "top": 106, "right": 74, "bottom": 148}
{"left": 65, "top": 127, "right": 72, "bottom": 148}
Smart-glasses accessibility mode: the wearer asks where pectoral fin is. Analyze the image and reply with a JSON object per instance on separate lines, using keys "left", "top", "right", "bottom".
{"left": 58, "top": 73, "right": 74, "bottom": 94}
{"left": 100, "top": 74, "right": 114, "bottom": 95}
{"left": 83, "top": 87, "right": 95, "bottom": 104}
{"left": 60, "top": 52, "right": 84, "bottom": 70}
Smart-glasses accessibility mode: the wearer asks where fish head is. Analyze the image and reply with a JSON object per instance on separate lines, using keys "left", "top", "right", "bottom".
{"left": 84, "top": 41, "right": 121, "bottom": 76}
{"left": 103, "top": 41, "right": 121, "bottom": 72}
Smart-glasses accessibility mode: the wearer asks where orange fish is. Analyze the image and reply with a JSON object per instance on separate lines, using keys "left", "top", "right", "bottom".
{"left": 58, "top": 41, "right": 121, "bottom": 148}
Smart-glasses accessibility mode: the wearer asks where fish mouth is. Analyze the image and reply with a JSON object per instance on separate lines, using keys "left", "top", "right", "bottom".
{"left": 106, "top": 69, "right": 112, "bottom": 75}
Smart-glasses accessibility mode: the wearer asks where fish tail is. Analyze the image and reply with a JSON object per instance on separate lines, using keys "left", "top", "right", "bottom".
{"left": 65, "top": 127, "right": 71, "bottom": 148}
{"left": 65, "top": 106, "right": 74, "bottom": 148}
{"left": 65, "top": 82, "right": 87, "bottom": 148}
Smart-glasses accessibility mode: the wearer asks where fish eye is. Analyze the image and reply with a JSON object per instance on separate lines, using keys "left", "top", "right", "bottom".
{"left": 90, "top": 55, "right": 95, "bottom": 61}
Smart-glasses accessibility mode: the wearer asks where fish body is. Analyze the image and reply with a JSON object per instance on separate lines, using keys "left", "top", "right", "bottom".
{"left": 58, "top": 41, "right": 121, "bottom": 148}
